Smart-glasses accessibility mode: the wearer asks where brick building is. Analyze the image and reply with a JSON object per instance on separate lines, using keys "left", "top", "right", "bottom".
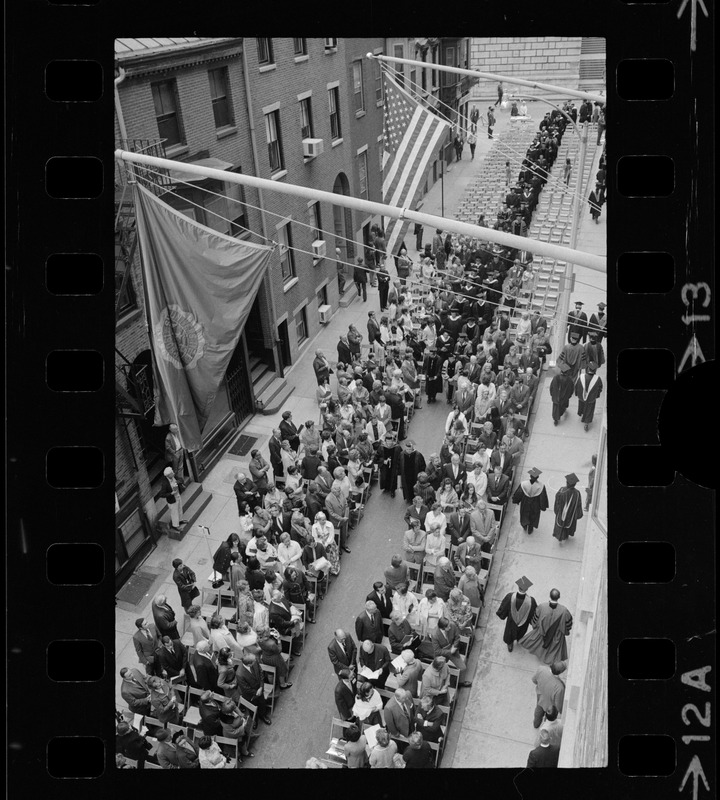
{"left": 114, "top": 37, "right": 384, "bottom": 589}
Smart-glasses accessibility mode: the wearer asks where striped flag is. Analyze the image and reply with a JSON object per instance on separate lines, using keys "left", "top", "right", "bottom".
{"left": 382, "top": 72, "right": 451, "bottom": 258}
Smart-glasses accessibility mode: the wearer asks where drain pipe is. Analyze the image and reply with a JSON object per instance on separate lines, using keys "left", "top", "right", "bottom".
{"left": 241, "top": 40, "right": 283, "bottom": 378}
{"left": 114, "top": 65, "right": 128, "bottom": 142}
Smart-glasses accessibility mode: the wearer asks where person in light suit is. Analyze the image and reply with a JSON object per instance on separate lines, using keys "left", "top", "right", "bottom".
{"left": 383, "top": 688, "right": 415, "bottom": 737}
{"left": 328, "top": 629, "right": 358, "bottom": 676}
{"left": 354, "top": 600, "right": 384, "bottom": 644}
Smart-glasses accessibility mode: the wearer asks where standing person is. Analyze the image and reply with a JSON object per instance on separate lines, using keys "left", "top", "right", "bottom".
{"left": 467, "top": 129, "right": 477, "bottom": 160}
{"left": 585, "top": 455, "right": 597, "bottom": 512}
{"left": 505, "top": 160, "right": 513, "bottom": 186}
{"left": 576, "top": 362, "right": 603, "bottom": 431}
{"left": 378, "top": 431, "right": 401, "bottom": 498}
{"left": 353, "top": 257, "right": 368, "bottom": 301}
{"left": 526, "top": 729, "right": 560, "bottom": 768}
{"left": 549, "top": 362, "right": 575, "bottom": 426}
{"left": 512, "top": 467, "right": 549, "bottom": 535}
{"left": 160, "top": 467, "right": 187, "bottom": 532}
{"left": 172, "top": 558, "right": 199, "bottom": 611}
{"left": 400, "top": 440, "right": 426, "bottom": 504}
{"left": 584, "top": 332, "right": 606, "bottom": 371}
{"left": 453, "top": 133, "right": 464, "bottom": 161}
{"left": 151, "top": 594, "right": 180, "bottom": 640}
{"left": 312, "top": 350, "right": 332, "bottom": 386}
{"left": 588, "top": 184, "right": 602, "bottom": 223}
{"left": 531, "top": 662, "right": 567, "bottom": 729}
{"left": 422, "top": 346, "right": 443, "bottom": 404}
{"left": 470, "top": 105, "right": 480, "bottom": 126}
{"left": 377, "top": 261, "right": 391, "bottom": 312}
{"left": 431, "top": 228, "right": 443, "bottom": 259}
{"left": 487, "top": 107, "right": 496, "bottom": 139}
{"left": 589, "top": 302, "right": 607, "bottom": 343}
{"left": 552, "top": 473, "right": 584, "bottom": 544}
{"left": 414, "top": 222, "right": 424, "bottom": 254}
{"left": 325, "top": 483, "right": 351, "bottom": 554}
{"left": 396, "top": 247, "right": 412, "bottom": 287}
{"left": 335, "top": 247, "right": 346, "bottom": 297}
{"left": 164, "top": 423, "right": 186, "bottom": 485}
{"left": 494, "top": 81, "right": 504, "bottom": 107}
{"left": 520, "top": 588, "right": 573, "bottom": 665}
{"left": 567, "top": 301, "right": 589, "bottom": 344}
{"left": 496, "top": 576, "right": 537, "bottom": 652}
{"left": 372, "top": 226, "right": 386, "bottom": 286}
{"left": 132, "top": 618, "right": 161, "bottom": 676}
{"left": 328, "top": 629, "right": 358, "bottom": 675}
{"left": 563, "top": 158, "right": 572, "bottom": 187}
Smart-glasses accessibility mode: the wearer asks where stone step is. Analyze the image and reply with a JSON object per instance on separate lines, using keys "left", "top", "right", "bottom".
{"left": 256, "top": 376, "right": 295, "bottom": 415}
{"left": 338, "top": 284, "right": 358, "bottom": 308}
{"left": 253, "top": 368, "right": 277, "bottom": 398}
{"left": 158, "top": 485, "right": 214, "bottom": 541}
{"left": 251, "top": 361, "right": 269, "bottom": 383}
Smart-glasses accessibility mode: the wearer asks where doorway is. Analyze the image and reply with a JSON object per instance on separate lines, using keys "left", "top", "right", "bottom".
{"left": 277, "top": 319, "right": 292, "bottom": 372}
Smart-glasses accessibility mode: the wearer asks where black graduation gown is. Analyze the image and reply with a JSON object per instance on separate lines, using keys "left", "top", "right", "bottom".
{"left": 423, "top": 354, "right": 443, "bottom": 397}
{"left": 496, "top": 592, "right": 538, "bottom": 644}
{"left": 400, "top": 451, "right": 427, "bottom": 503}
{"left": 549, "top": 373, "right": 574, "bottom": 421}
{"left": 378, "top": 443, "right": 401, "bottom": 491}
{"left": 512, "top": 481, "right": 549, "bottom": 529}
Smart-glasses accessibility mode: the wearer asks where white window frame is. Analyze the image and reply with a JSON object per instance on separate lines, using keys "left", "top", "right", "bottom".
{"left": 353, "top": 60, "right": 365, "bottom": 113}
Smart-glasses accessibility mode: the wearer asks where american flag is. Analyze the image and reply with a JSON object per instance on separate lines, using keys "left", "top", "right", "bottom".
{"left": 382, "top": 72, "right": 450, "bottom": 259}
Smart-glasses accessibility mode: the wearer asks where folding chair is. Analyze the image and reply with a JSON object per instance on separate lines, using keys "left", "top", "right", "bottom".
{"left": 216, "top": 588, "right": 237, "bottom": 623}
{"left": 167, "top": 722, "right": 188, "bottom": 738}
{"left": 215, "top": 735, "right": 240, "bottom": 768}
{"left": 261, "top": 664, "right": 278, "bottom": 717}
{"left": 290, "top": 602, "right": 307, "bottom": 647}
{"left": 401, "top": 560, "right": 421, "bottom": 593}
{"left": 326, "top": 717, "right": 354, "bottom": 765}
{"left": 142, "top": 715, "right": 165, "bottom": 734}
{"left": 200, "top": 587, "right": 220, "bottom": 620}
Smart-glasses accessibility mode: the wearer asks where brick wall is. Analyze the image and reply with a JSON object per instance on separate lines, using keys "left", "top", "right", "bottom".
{"left": 469, "top": 37, "right": 583, "bottom": 102}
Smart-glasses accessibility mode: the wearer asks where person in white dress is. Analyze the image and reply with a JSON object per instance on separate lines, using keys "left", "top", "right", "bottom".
{"left": 312, "top": 513, "right": 336, "bottom": 549}
{"left": 417, "top": 589, "right": 446, "bottom": 637}
{"left": 424, "top": 502, "right": 447, "bottom": 538}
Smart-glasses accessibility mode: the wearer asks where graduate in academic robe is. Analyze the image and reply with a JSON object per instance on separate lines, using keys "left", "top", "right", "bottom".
{"left": 496, "top": 576, "right": 538, "bottom": 651}
{"left": 512, "top": 467, "right": 549, "bottom": 534}
{"left": 588, "top": 302, "right": 607, "bottom": 343}
{"left": 548, "top": 362, "right": 575, "bottom": 425}
{"left": 567, "top": 301, "right": 588, "bottom": 343}
{"left": 422, "top": 346, "right": 443, "bottom": 403}
{"left": 377, "top": 432, "right": 401, "bottom": 498}
{"left": 520, "top": 589, "right": 573, "bottom": 665}
{"left": 552, "top": 473, "right": 584, "bottom": 543}
{"left": 583, "top": 332, "right": 605, "bottom": 371}
{"left": 556, "top": 332, "right": 586, "bottom": 382}
{"left": 400, "top": 440, "right": 426, "bottom": 504}
{"left": 575, "top": 362, "right": 603, "bottom": 431}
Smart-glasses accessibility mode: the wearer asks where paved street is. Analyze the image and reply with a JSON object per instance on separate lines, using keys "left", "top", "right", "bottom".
{"left": 115, "top": 105, "right": 606, "bottom": 767}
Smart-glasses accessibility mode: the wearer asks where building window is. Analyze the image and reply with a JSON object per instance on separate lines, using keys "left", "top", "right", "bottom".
{"left": 277, "top": 221, "right": 295, "bottom": 282}
{"left": 358, "top": 150, "right": 368, "bottom": 198}
{"left": 353, "top": 61, "right": 365, "bottom": 113}
{"left": 300, "top": 97, "right": 314, "bottom": 139}
{"left": 309, "top": 202, "right": 322, "bottom": 242}
{"left": 443, "top": 47, "right": 455, "bottom": 86}
{"left": 293, "top": 38, "right": 307, "bottom": 56}
{"left": 295, "top": 307, "right": 308, "bottom": 344}
{"left": 328, "top": 87, "right": 341, "bottom": 140}
{"left": 151, "top": 80, "right": 184, "bottom": 147}
{"left": 257, "top": 38, "right": 274, "bottom": 65}
{"left": 324, "top": 38, "right": 338, "bottom": 51}
{"left": 115, "top": 266, "right": 137, "bottom": 317}
{"left": 317, "top": 285, "right": 328, "bottom": 307}
{"left": 374, "top": 58, "right": 384, "bottom": 103}
{"left": 208, "top": 67, "right": 233, "bottom": 129}
{"left": 394, "top": 44, "right": 404, "bottom": 88}
{"left": 265, "top": 110, "right": 284, "bottom": 173}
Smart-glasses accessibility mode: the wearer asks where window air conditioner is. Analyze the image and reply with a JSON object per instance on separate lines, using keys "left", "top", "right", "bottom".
{"left": 312, "top": 239, "right": 326, "bottom": 259}
{"left": 318, "top": 304, "right": 332, "bottom": 324}
{"left": 303, "top": 138, "right": 325, "bottom": 158}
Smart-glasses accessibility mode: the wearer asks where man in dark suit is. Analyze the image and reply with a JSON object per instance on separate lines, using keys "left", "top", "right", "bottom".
{"left": 490, "top": 442, "right": 514, "bottom": 476}
{"left": 300, "top": 449, "right": 322, "bottom": 481}
{"left": 313, "top": 350, "right": 332, "bottom": 385}
{"left": 249, "top": 449, "right": 270, "bottom": 496}
{"left": 269, "top": 591, "right": 303, "bottom": 656}
{"left": 403, "top": 498, "right": 429, "bottom": 530}
{"left": 337, "top": 335, "right": 353, "bottom": 366}
{"left": 236, "top": 653, "right": 272, "bottom": 727}
{"left": 132, "top": 618, "right": 161, "bottom": 676}
{"left": 268, "top": 431, "right": 284, "bottom": 481}
{"left": 197, "top": 690, "right": 223, "bottom": 736}
{"left": 315, "top": 466, "right": 334, "bottom": 501}
{"left": 187, "top": 641, "right": 218, "bottom": 692}
{"left": 442, "top": 454, "right": 466, "bottom": 488}
{"left": 487, "top": 465, "right": 511, "bottom": 505}
{"left": 119, "top": 667, "right": 152, "bottom": 715}
{"left": 305, "top": 481, "right": 324, "bottom": 520}
{"left": 156, "top": 636, "right": 187, "bottom": 680}
{"left": 384, "top": 688, "right": 415, "bottom": 737}
{"left": 366, "top": 582, "right": 394, "bottom": 621}
{"left": 358, "top": 639, "right": 392, "bottom": 689}
{"left": 566, "top": 301, "right": 588, "bottom": 343}
{"left": 279, "top": 411, "right": 301, "bottom": 452}
{"left": 446, "top": 507, "right": 472, "bottom": 546}
{"left": 354, "top": 600, "right": 384, "bottom": 644}
{"left": 116, "top": 721, "right": 153, "bottom": 769}
{"left": 171, "top": 559, "right": 199, "bottom": 611}
{"left": 526, "top": 729, "right": 560, "bottom": 767}
{"left": 477, "top": 421, "right": 498, "bottom": 450}
{"left": 328, "top": 629, "right": 358, "bottom": 675}
{"left": 334, "top": 669, "right": 357, "bottom": 721}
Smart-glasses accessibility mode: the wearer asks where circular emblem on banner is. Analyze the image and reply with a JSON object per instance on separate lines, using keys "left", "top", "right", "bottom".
{"left": 153, "top": 304, "right": 206, "bottom": 370}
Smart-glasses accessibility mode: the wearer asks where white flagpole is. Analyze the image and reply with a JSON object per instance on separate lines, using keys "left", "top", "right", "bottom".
{"left": 366, "top": 53, "right": 606, "bottom": 105}
{"left": 115, "top": 149, "right": 606, "bottom": 273}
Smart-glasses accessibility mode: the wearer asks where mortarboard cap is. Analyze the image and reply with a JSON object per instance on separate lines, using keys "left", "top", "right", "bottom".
{"left": 516, "top": 575, "right": 533, "bottom": 593}
{"left": 565, "top": 472, "right": 579, "bottom": 485}
{"left": 597, "top": 302, "right": 606, "bottom": 309}
{"left": 528, "top": 467, "right": 542, "bottom": 477}
{"left": 574, "top": 301, "right": 584, "bottom": 306}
